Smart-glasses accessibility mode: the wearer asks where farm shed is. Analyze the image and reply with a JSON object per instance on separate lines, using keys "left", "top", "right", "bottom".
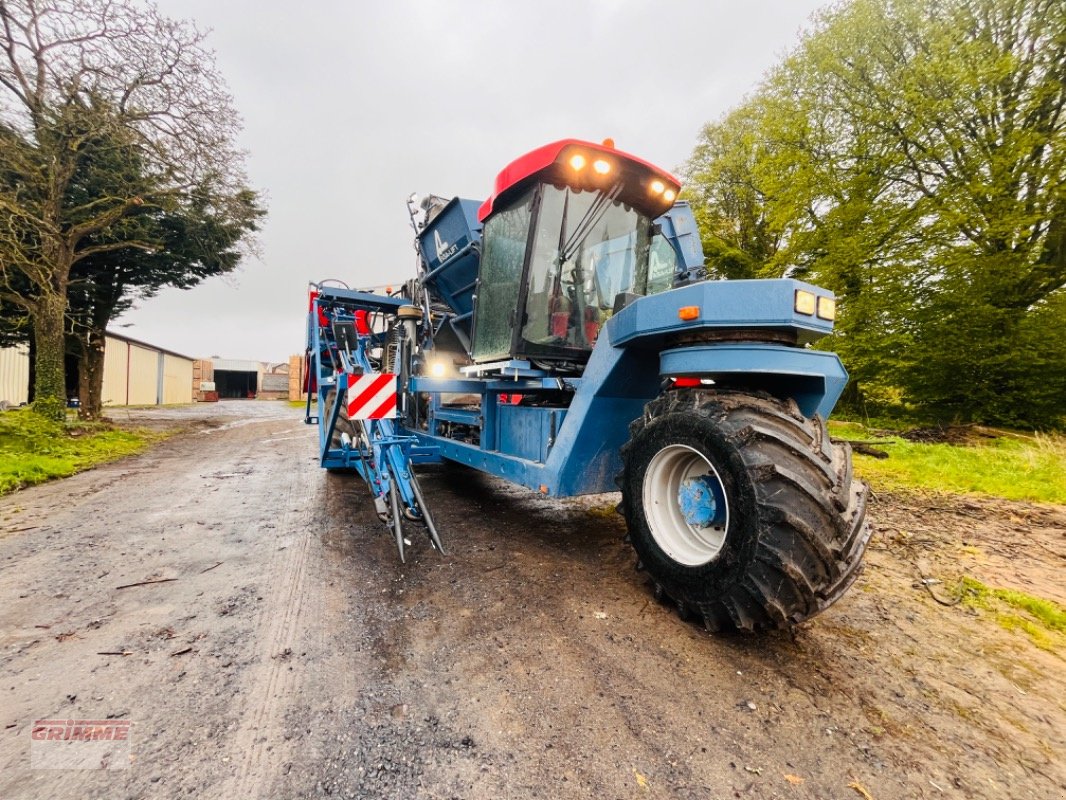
{"left": 205, "top": 359, "right": 289, "bottom": 400}
{"left": 0, "top": 345, "right": 29, "bottom": 406}
{"left": 100, "top": 332, "right": 194, "bottom": 406}
{"left": 0, "top": 333, "right": 193, "bottom": 407}
{"left": 210, "top": 358, "right": 260, "bottom": 399}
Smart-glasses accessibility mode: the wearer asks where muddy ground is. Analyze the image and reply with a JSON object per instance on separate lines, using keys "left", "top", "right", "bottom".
{"left": 0, "top": 401, "right": 1062, "bottom": 800}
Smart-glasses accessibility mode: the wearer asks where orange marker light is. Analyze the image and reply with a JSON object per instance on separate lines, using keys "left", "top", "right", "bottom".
{"left": 678, "top": 306, "right": 700, "bottom": 321}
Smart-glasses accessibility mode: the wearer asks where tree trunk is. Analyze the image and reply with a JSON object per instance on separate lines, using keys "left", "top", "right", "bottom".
{"left": 77, "top": 327, "right": 107, "bottom": 420}
{"left": 31, "top": 293, "right": 67, "bottom": 420}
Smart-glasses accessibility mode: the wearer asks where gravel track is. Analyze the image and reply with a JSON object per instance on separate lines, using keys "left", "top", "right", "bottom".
{"left": 0, "top": 401, "right": 1062, "bottom": 799}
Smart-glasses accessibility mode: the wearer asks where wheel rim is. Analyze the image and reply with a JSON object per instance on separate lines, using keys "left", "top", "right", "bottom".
{"left": 642, "top": 444, "right": 729, "bottom": 567}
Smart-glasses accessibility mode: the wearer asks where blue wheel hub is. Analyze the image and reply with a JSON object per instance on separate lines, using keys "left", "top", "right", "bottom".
{"left": 643, "top": 444, "right": 731, "bottom": 566}
{"left": 678, "top": 475, "right": 727, "bottom": 528}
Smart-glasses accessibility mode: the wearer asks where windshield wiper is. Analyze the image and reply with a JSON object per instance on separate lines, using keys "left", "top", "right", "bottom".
{"left": 560, "top": 182, "right": 623, "bottom": 263}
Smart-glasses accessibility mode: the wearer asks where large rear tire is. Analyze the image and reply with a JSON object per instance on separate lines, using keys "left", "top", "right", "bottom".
{"left": 619, "top": 390, "right": 870, "bottom": 632}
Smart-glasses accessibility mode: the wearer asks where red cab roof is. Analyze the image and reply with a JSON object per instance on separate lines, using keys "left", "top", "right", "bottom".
{"left": 477, "top": 139, "right": 681, "bottom": 222}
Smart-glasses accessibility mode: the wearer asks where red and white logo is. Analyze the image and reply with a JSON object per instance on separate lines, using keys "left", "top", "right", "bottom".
{"left": 347, "top": 373, "right": 398, "bottom": 419}
{"left": 31, "top": 718, "right": 132, "bottom": 770}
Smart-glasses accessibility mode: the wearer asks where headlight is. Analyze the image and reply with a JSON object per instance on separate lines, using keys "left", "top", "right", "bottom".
{"left": 568, "top": 153, "right": 586, "bottom": 171}
{"left": 794, "top": 289, "right": 816, "bottom": 316}
{"left": 817, "top": 296, "right": 836, "bottom": 321}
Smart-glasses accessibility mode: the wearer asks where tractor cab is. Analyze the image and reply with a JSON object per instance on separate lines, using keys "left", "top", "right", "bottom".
{"left": 469, "top": 140, "right": 682, "bottom": 366}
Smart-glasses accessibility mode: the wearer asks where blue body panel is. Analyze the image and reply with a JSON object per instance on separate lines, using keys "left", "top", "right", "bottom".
{"left": 417, "top": 198, "right": 482, "bottom": 331}
{"left": 659, "top": 344, "right": 847, "bottom": 419}
{"left": 498, "top": 405, "right": 568, "bottom": 462}
{"left": 409, "top": 300, "right": 846, "bottom": 496}
{"left": 609, "top": 278, "right": 835, "bottom": 347}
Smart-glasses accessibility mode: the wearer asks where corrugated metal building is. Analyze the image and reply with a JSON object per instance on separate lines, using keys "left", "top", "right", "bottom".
{"left": 101, "top": 332, "right": 194, "bottom": 406}
{"left": 0, "top": 344, "right": 30, "bottom": 406}
{"left": 205, "top": 358, "right": 289, "bottom": 400}
{"left": 0, "top": 333, "right": 194, "bottom": 408}
{"left": 210, "top": 357, "right": 260, "bottom": 399}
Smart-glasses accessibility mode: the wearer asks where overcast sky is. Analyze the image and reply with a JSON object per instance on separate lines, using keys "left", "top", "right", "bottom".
{"left": 115, "top": 0, "right": 827, "bottom": 362}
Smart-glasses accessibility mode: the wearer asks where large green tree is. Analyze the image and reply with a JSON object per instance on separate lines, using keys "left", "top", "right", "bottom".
{"left": 685, "top": 103, "right": 783, "bottom": 280}
{"left": 69, "top": 184, "right": 262, "bottom": 418}
{"left": 0, "top": 0, "right": 254, "bottom": 419}
{"left": 685, "top": 0, "right": 1066, "bottom": 426}
{"left": 1, "top": 106, "right": 262, "bottom": 417}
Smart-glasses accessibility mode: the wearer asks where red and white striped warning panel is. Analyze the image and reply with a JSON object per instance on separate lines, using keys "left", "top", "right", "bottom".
{"left": 347, "top": 373, "right": 398, "bottom": 419}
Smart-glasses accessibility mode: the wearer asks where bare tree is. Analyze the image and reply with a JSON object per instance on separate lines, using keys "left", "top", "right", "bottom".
{"left": 0, "top": 0, "right": 251, "bottom": 418}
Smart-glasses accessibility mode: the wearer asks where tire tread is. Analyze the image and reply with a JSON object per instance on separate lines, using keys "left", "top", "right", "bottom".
{"left": 620, "top": 389, "right": 872, "bottom": 632}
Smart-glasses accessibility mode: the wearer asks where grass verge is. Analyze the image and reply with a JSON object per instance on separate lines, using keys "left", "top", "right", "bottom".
{"left": 0, "top": 408, "right": 161, "bottom": 494}
{"left": 956, "top": 576, "right": 1066, "bottom": 651}
{"left": 829, "top": 422, "right": 1066, "bottom": 503}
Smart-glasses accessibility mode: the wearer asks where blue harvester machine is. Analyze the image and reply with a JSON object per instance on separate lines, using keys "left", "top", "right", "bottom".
{"left": 305, "top": 139, "right": 871, "bottom": 631}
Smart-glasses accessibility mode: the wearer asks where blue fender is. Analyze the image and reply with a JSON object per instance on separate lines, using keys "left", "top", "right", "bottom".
{"left": 658, "top": 344, "right": 848, "bottom": 420}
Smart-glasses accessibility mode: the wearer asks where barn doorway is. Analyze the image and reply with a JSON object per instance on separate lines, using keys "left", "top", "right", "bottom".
{"left": 213, "top": 369, "right": 258, "bottom": 399}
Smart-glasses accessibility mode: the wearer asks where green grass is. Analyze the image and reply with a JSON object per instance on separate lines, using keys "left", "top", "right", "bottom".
{"left": 829, "top": 422, "right": 1066, "bottom": 503}
{"left": 0, "top": 409, "right": 156, "bottom": 494}
{"left": 956, "top": 576, "right": 1066, "bottom": 651}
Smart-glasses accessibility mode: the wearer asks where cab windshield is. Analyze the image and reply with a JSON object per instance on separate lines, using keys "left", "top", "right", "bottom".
{"left": 520, "top": 184, "right": 651, "bottom": 356}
